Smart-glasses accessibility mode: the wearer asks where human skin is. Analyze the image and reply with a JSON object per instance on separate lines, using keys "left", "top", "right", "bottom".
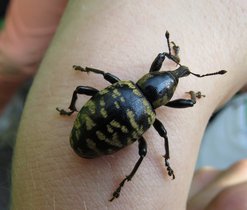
{"left": 188, "top": 160, "right": 247, "bottom": 210}
{"left": 11, "top": 1, "right": 247, "bottom": 210}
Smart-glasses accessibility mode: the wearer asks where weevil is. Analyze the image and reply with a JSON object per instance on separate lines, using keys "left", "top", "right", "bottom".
{"left": 56, "top": 31, "right": 226, "bottom": 201}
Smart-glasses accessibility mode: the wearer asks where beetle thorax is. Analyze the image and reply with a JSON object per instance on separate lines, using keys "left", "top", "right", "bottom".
{"left": 136, "top": 71, "right": 178, "bottom": 109}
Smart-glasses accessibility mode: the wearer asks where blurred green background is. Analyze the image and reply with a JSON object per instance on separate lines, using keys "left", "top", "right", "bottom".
{"left": 0, "top": 19, "right": 4, "bottom": 29}
{"left": 0, "top": 0, "right": 8, "bottom": 28}
{"left": 0, "top": 0, "right": 9, "bottom": 28}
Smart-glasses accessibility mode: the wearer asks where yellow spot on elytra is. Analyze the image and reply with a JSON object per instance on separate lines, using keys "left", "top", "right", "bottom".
{"left": 137, "top": 125, "right": 144, "bottom": 135}
{"left": 127, "top": 137, "right": 134, "bottom": 145}
{"left": 126, "top": 109, "right": 139, "bottom": 130}
{"left": 112, "top": 89, "right": 121, "bottom": 98}
{"left": 131, "top": 131, "right": 139, "bottom": 139}
{"left": 142, "top": 99, "right": 156, "bottom": 124}
{"left": 84, "top": 115, "right": 96, "bottom": 130}
{"left": 96, "top": 131, "right": 106, "bottom": 140}
{"left": 114, "top": 101, "right": 120, "bottom": 109}
{"left": 100, "top": 108, "right": 107, "bottom": 118}
{"left": 107, "top": 125, "right": 114, "bottom": 133}
{"left": 121, "top": 125, "right": 128, "bottom": 133}
{"left": 113, "top": 89, "right": 121, "bottom": 97}
{"left": 100, "top": 99, "right": 105, "bottom": 106}
{"left": 111, "top": 133, "right": 122, "bottom": 147}
{"left": 110, "top": 120, "right": 121, "bottom": 128}
{"left": 127, "top": 82, "right": 135, "bottom": 88}
{"left": 99, "top": 89, "right": 109, "bottom": 95}
{"left": 120, "top": 97, "right": 125, "bottom": 102}
{"left": 86, "top": 138, "right": 101, "bottom": 154}
{"left": 86, "top": 138, "right": 96, "bottom": 150}
{"left": 72, "top": 130, "right": 80, "bottom": 142}
{"left": 133, "top": 88, "right": 142, "bottom": 97}
{"left": 73, "top": 118, "right": 81, "bottom": 129}
{"left": 85, "top": 100, "right": 96, "bottom": 114}
{"left": 96, "top": 130, "right": 123, "bottom": 148}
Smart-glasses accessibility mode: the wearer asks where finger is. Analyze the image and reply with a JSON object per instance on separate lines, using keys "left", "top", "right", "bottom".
{"left": 206, "top": 181, "right": 247, "bottom": 210}
{"left": 189, "top": 167, "right": 220, "bottom": 199}
{"left": 187, "top": 160, "right": 247, "bottom": 210}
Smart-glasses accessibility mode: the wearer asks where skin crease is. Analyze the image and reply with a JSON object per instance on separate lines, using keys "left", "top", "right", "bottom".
{"left": 11, "top": 1, "right": 246, "bottom": 210}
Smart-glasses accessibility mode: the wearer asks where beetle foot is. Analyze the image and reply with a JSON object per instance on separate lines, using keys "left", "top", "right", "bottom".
{"left": 171, "top": 41, "right": 180, "bottom": 64}
{"left": 171, "top": 41, "right": 180, "bottom": 53}
{"left": 73, "top": 65, "right": 88, "bottom": 73}
{"left": 164, "top": 156, "right": 175, "bottom": 179}
{"left": 56, "top": 107, "right": 74, "bottom": 116}
{"left": 109, "top": 187, "right": 121, "bottom": 202}
{"left": 195, "top": 91, "right": 205, "bottom": 99}
{"left": 109, "top": 176, "right": 130, "bottom": 202}
{"left": 186, "top": 91, "right": 206, "bottom": 99}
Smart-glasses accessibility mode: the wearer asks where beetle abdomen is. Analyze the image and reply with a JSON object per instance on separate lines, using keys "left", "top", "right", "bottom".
{"left": 70, "top": 81, "right": 156, "bottom": 158}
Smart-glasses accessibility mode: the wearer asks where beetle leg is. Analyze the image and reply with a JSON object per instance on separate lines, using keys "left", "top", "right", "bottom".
{"left": 149, "top": 31, "right": 180, "bottom": 72}
{"left": 149, "top": 52, "right": 166, "bottom": 72}
{"left": 73, "top": 65, "right": 120, "bottom": 84}
{"left": 171, "top": 41, "right": 180, "bottom": 63}
{"left": 153, "top": 118, "right": 175, "bottom": 179}
{"left": 165, "top": 91, "right": 205, "bottom": 108}
{"left": 109, "top": 136, "right": 147, "bottom": 202}
{"left": 56, "top": 86, "right": 99, "bottom": 116}
{"left": 165, "top": 31, "right": 181, "bottom": 64}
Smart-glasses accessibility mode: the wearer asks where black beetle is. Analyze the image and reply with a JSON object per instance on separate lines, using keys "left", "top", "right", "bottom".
{"left": 56, "top": 31, "right": 226, "bottom": 201}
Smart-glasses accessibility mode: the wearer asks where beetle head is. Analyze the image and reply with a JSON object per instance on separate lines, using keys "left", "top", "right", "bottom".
{"left": 171, "top": 65, "right": 190, "bottom": 78}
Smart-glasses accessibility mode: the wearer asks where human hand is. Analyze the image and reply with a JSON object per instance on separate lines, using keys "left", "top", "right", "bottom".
{"left": 187, "top": 160, "right": 247, "bottom": 210}
{"left": 0, "top": 56, "right": 28, "bottom": 113}
{"left": 0, "top": 0, "right": 67, "bottom": 114}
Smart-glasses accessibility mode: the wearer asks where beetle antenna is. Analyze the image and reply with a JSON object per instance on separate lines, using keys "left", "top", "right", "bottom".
{"left": 190, "top": 70, "right": 227, "bottom": 77}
